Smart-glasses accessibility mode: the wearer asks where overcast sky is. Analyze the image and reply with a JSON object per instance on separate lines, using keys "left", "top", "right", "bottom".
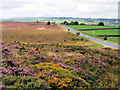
{"left": 0, "top": 0, "right": 119, "bottom": 19}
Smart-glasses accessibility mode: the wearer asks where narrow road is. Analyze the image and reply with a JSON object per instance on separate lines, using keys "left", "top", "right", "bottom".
{"left": 62, "top": 25, "right": 120, "bottom": 49}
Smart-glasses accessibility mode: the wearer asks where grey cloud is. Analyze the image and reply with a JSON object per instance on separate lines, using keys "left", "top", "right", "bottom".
{"left": 0, "top": 2, "right": 26, "bottom": 10}
{"left": 45, "top": 2, "right": 56, "bottom": 6}
{"left": 0, "top": 2, "right": 35, "bottom": 10}
{"left": 0, "top": 0, "right": 118, "bottom": 19}
{"left": 90, "top": 2, "right": 118, "bottom": 5}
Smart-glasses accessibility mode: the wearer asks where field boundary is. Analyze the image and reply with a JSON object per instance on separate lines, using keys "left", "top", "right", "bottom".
{"left": 97, "top": 35, "right": 120, "bottom": 37}
{"left": 80, "top": 32, "right": 120, "bottom": 44}
{"left": 78, "top": 28, "right": 119, "bottom": 31}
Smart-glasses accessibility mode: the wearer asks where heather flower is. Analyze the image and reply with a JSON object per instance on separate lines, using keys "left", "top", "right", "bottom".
{"left": 8, "top": 70, "right": 12, "bottom": 74}
{"left": 28, "top": 50, "right": 34, "bottom": 54}
{"left": 57, "top": 63, "right": 79, "bottom": 70}
{"left": 2, "top": 66, "right": 36, "bottom": 76}
{"left": 6, "top": 59, "right": 17, "bottom": 67}
{"left": 6, "top": 59, "right": 12, "bottom": 62}
{"left": 33, "top": 73, "right": 37, "bottom": 77}
{"left": 76, "top": 67, "right": 82, "bottom": 71}
{"left": 54, "top": 58, "right": 61, "bottom": 61}
{"left": 12, "top": 44, "right": 19, "bottom": 48}
{"left": 3, "top": 47, "right": 9, "bottom": 51}
{"left": 42, "top": 71, "right": 51, "bottom": 75}
{"left": 31, "top": 70, "right": 35, "bottom": 73}
{"left": 0, "top": 85, "right": 4, "bottom": 89}
{"left": 102, "top": 62, "right": 107, "bottom": 67}
{"left": 0, "top": 67, "right": 2, "bottom": 70}
{"left": 2, "top": 68, "right": 12, "bottom": 75}
{"left": 23, "top": 55, "right": 29, "bottom": 59}
{"left": 2, "top": 53, "right": 5, "bottom": 56}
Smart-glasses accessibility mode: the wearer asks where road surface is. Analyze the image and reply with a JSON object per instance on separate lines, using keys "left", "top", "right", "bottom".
{"left": 62, "top": 25, "right": 120, "bottom": 49}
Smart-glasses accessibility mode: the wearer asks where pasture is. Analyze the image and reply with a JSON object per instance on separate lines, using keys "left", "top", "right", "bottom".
{"left": 83, "top": 29, "right": 119, "bottom": 42}
{"left": 83, "top": 29, "right": 119, "bottom": 35}
{"left": 82, "top": 29, "right": 119, "bottom": 42}
{"left": 107, "top": 37, "right": 119, "bottom": 41}
{"left": 70, "top": 25, "right": 119, "bottom": 43}
{"left": 70, "top": 25, "right": 117, "bottom": 29}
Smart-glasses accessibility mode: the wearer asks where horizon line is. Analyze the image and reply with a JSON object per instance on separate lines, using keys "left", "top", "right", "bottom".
{"left": 1, "top": 16, "right": 118, "bottom": 20}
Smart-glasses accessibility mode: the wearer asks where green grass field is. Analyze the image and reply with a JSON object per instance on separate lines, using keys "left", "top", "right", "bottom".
{"left": 107, "top": 37, "right": 119, "bottom": 41}
{"left": 70, "top": 25, "right": 119, "bottom": 43}
{"left": 70, "top": 25, "right": 117, "bottom": 29}
{"left": 82, "top": 29, "right": 119, "bottom": 42}
{"left": 83, "top": 29, "right": 119, "bottom": 35}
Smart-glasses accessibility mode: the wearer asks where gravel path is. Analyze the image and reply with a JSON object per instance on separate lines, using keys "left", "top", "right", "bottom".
{"left": 62, "top": 25, "right": 120, "bottom": 49}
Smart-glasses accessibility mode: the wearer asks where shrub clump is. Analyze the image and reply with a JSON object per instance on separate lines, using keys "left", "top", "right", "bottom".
{"left": 98, "top": 22, "right": 104, "bottom": 26}
{"left": 76, "top": 32, "right": 80, "bottom": 36}
{"left": 46, "top": 21, "right": 50, "bottom": 25}
{"left": 72, "top": 37, "right": 76, "bottom": 41}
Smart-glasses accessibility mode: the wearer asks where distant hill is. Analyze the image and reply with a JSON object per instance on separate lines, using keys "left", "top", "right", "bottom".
{"left": 0, "top": 17, "right": 118, "bottom": 27}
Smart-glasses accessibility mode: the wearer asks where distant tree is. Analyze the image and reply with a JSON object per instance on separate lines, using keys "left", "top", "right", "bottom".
{"left": 47, "top": 21, "right": 50, "bottom": 25}
{"left": 64, "top": 40, "right": 66, "bottom": 42}
{"left": 60, "top": 22, "right": 64, "bottom": 24}
{"left": 98, "top": 22, "right": 104, "bottom": 26}
{"left": 76, "top": 32, "right": 80, "bottom": 36}
{"left": 37, "top": 20, "right": 38, "bottom": 23}
{"left": 63, "top": 21, "right": 68, "bottom": 25}
{"left": 80, "top": 23, "right": 86, "bottom": 25}
{"left": 91, "top": 24, "right": 97, "bottom": 26}
{"left": 104, "top": 34, "right": 107, "bottom": 40}
{"left": 74, "top": 21, "right": 79, "bottom": 25}
{"left": 69, "top": 21, "right": 75, "bottom": 25}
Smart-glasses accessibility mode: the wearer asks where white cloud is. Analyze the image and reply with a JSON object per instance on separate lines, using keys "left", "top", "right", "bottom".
{"left": 0, "top": 0, "right": 119, "bottom": 19}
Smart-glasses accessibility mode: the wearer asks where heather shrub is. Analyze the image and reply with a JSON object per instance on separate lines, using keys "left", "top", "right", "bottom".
{"left": 72, "top": 37, "right": 76, "bottom": 41}
{"left": 2, "top": 75, "right": 49, "bottom": 89}
{"left": 80, "top": 37, "right": 84, "bottom": 41}
{"left": 76, "top": 32, "right": 80, "bottom": 36}
{"left": 2, "top": 42, "right": 119, "bottom": 88}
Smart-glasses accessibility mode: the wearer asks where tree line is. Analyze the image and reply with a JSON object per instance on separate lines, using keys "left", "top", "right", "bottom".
{"left": 61, "top": 21, "right": 104, "bottom": 26}
{"left": 36, "top": 19, "right": 104, "bottom": 26}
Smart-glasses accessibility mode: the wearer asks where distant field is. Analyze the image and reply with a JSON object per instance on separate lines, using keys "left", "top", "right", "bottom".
{"left": 82, "top": 29, "right": 119, "bottom": 35}
{"left": 2, "top": 21, "right": 104, "bottom": 48}
{"left": 70, "top": 25, "right": 117, "bottom": 29}
{"left": 70, "top": 25, "right": 119, "bottom": 43}
{"left": 82, "top": 29, "right": 119, "bottom": 42}
{"left": 107, "top": 37, "right": 119, "bottom": 42}
{"left": 2, "top": 21, "right": 74, "bottom": 43}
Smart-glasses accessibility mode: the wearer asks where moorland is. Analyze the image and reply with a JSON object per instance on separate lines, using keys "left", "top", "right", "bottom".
{"left": 1, "top": 21, "right": 119, "bottom": 89}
